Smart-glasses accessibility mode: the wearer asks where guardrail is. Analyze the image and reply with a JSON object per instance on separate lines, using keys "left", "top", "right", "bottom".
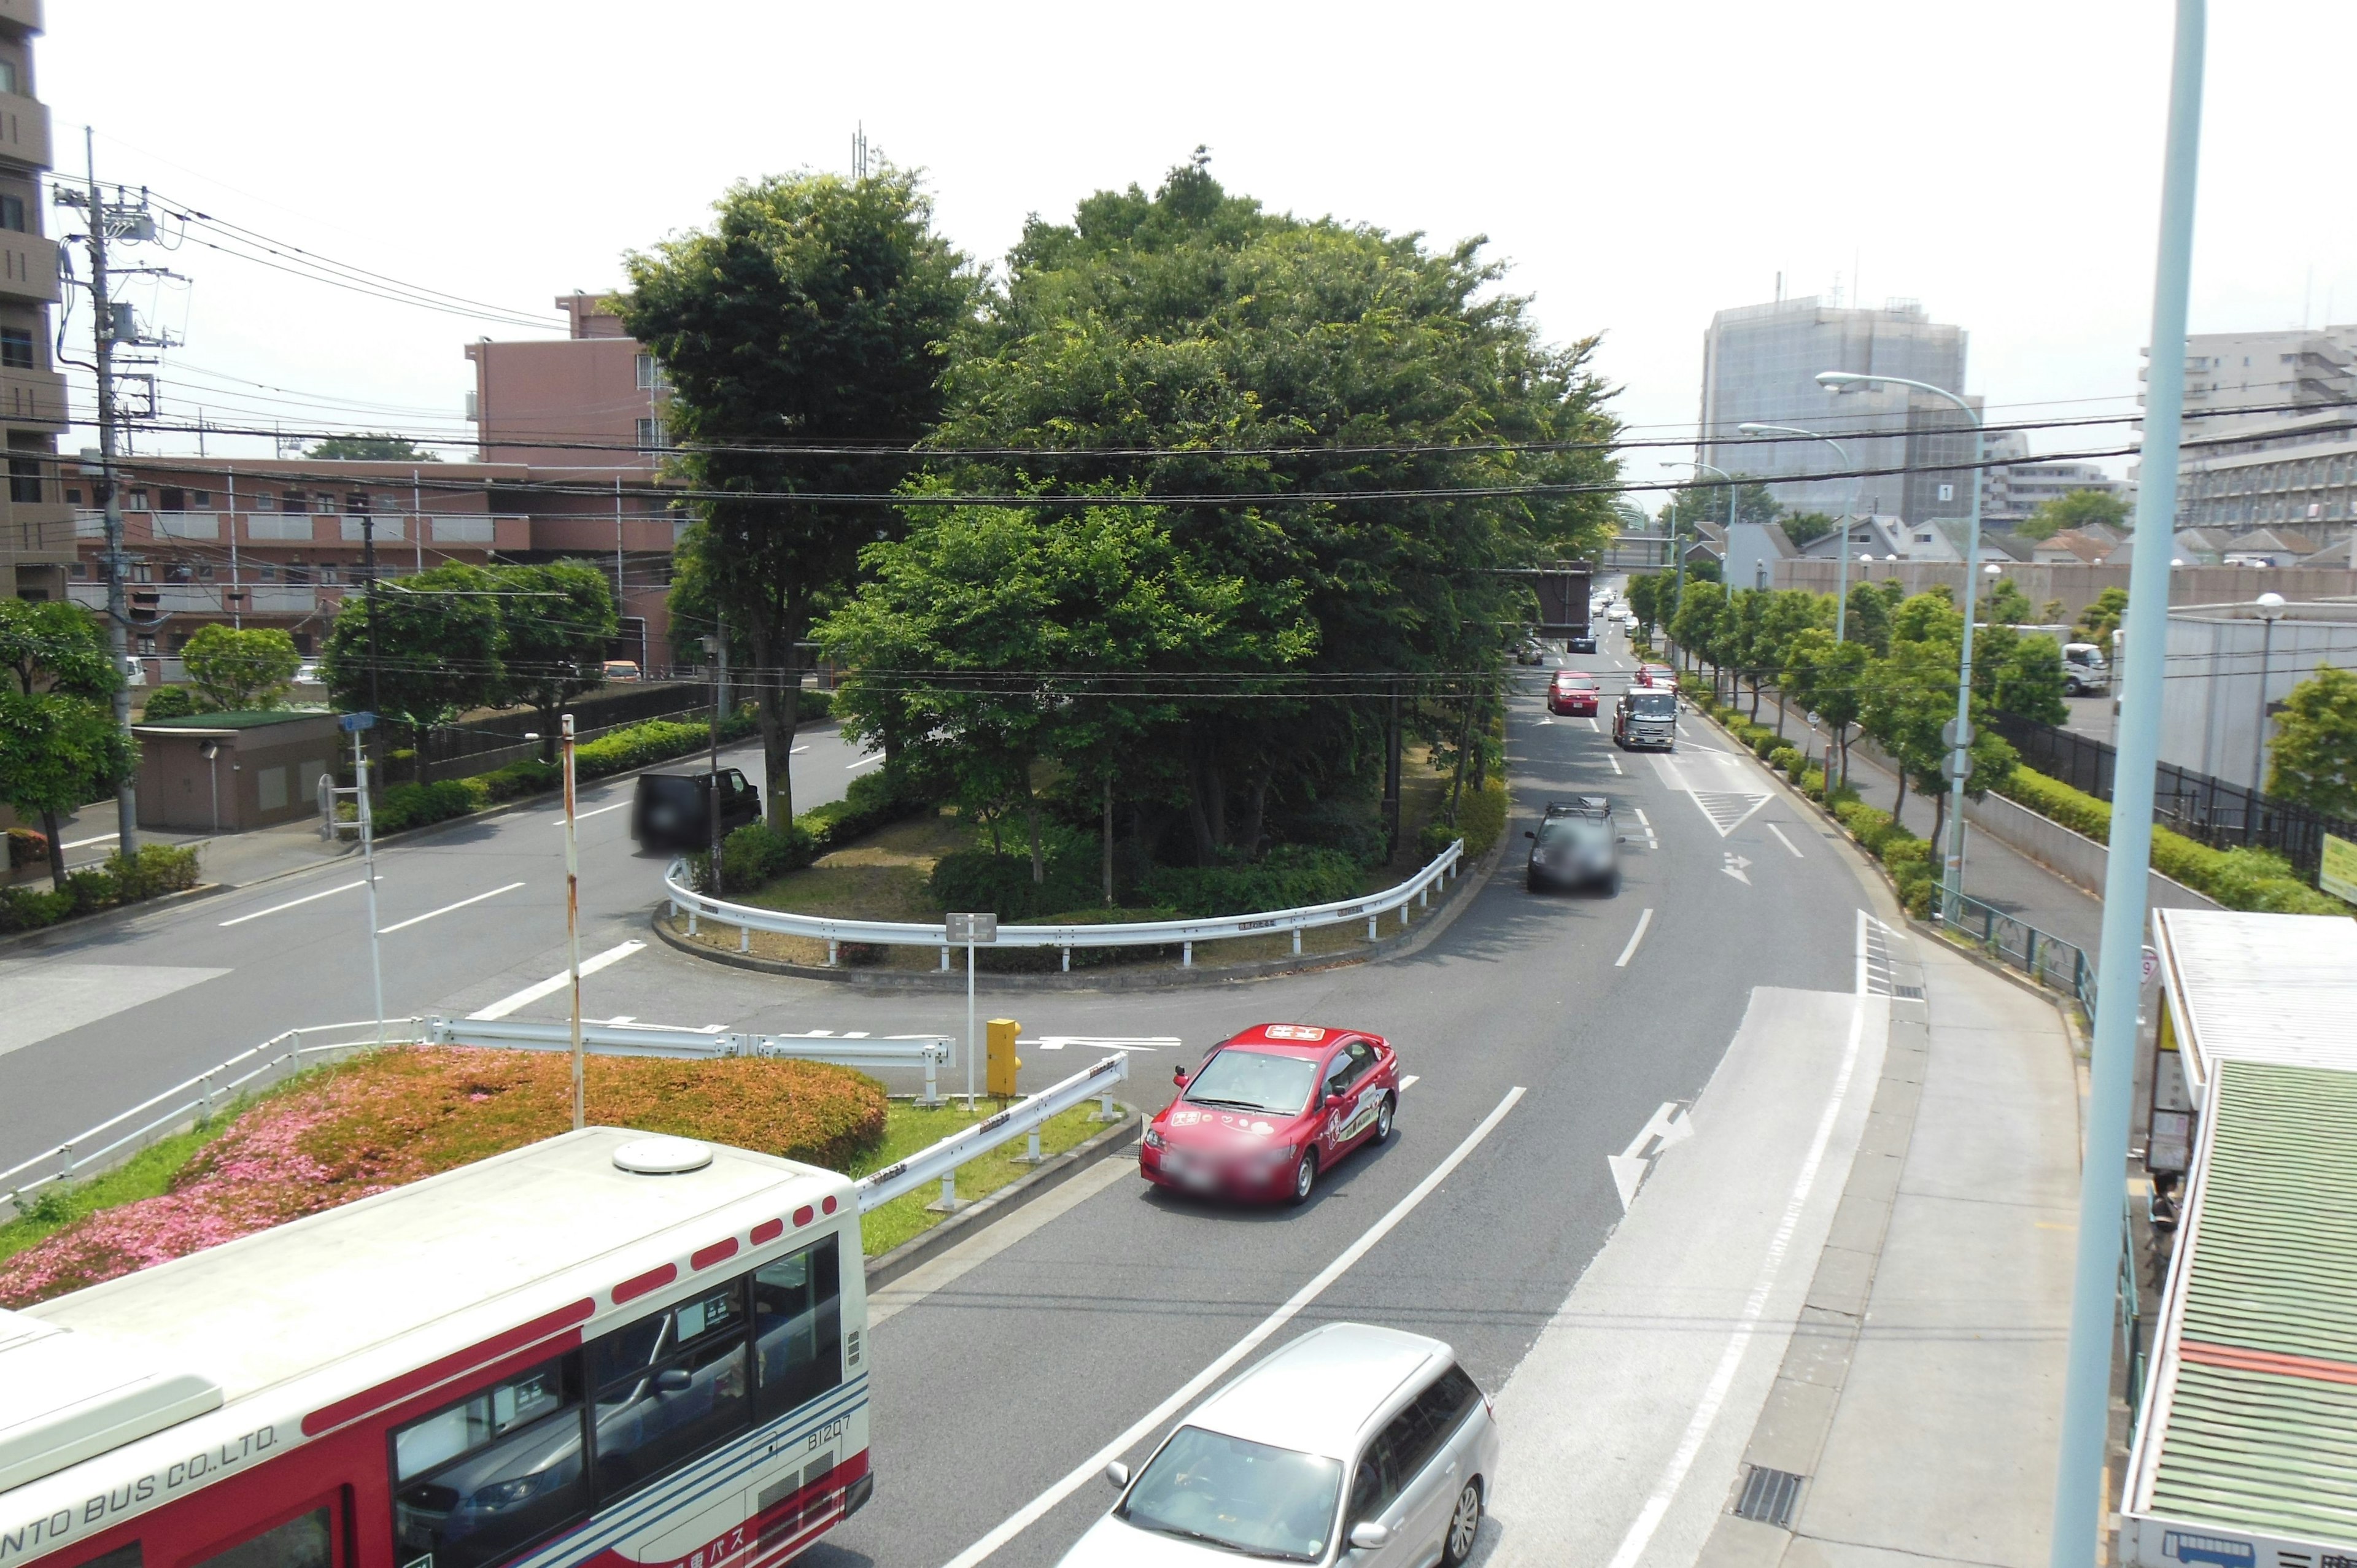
{"left": 665, "top": 838, "right": 1468, "bottom": 971}
{"left": 1935, "top": 889, "right": 2096, "bottom": 1013}
{"left": 856, "top": 1051, "right": 1131, "bottom": 1213}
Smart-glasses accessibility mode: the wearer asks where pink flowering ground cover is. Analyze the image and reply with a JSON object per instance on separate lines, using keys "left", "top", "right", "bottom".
{"left": 0, "top": 1046, "right": 885, "bottom": 1307}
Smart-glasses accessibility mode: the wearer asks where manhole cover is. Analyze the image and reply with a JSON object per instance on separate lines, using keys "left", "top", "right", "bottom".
{"left": 1733, "top": 1464, "right": 1803, "bottom": 1527}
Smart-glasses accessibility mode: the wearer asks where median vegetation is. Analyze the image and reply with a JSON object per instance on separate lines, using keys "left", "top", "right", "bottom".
{"left": 0, "top": 843, "right": 203, "bottom": 935}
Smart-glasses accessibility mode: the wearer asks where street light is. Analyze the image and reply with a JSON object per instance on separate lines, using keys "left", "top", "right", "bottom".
{"left": 1817, "top": 367, "right": 1986, "bottom": 918}
{"left": 2251, "top": 590, "right": 2286, "bottom": 800}
{"left": 1740, "top": 421, "right": 1859, "bottom": 642}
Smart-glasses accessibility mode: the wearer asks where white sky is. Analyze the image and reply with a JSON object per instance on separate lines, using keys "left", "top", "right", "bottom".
{"left": 42, "top": 1, "right": 2357, "bottom": 499}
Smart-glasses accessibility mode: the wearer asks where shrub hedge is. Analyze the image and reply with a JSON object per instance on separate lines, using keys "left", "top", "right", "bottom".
{"left": 6, "top": 827, "right": 44, "bottom": 870}
{"left": 1418, "top": 776, "right": 1509, "bottom": 863}
{"left": 136, "top": 686, "right": 204, "bottom": 720}
{"left": 1138, "top": 844, "right": 1365, "bottom": 921}
{"left": 0, "top": 844, "right": 202, "bottom": 934}
{"left": 702, "top": 767, "right": 934, "bottom": 895}
{"left": 1997, "top": 767, "right": 2348, "bottom": 915}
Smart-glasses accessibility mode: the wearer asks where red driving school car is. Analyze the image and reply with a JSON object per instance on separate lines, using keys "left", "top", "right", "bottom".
{"left": 1142, "top": 1023, "right": 1399, "bottom": 1204}
{"left": 1548, "top": 670, "right": 1601, "bottom": 715}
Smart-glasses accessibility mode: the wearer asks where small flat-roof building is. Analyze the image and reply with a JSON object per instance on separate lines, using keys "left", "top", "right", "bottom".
{"left": 130, "top": 710, "right": 342, "bottom": 833}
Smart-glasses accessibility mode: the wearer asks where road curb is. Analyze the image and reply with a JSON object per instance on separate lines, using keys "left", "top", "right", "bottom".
{"left": 645, "top": 836, "right": 1504, "bottom": 994}
{"left": 862, "top": 1103, "right": 1140, "bottom": 1292}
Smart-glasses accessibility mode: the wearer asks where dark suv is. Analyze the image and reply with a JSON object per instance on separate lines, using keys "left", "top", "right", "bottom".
{"left": 1525, "top": 797, "right": 1621, "bottom": 894}
{"left": 631, "top": 768, "right": 760, "bottom": 853}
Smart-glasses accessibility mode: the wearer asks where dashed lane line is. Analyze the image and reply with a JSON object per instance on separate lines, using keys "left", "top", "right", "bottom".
{"left": 1615, "top": 908, "right": 1655, "bottom": 968}
{"left": 1767, "top": 822, "right": 1805, "bottom": 859}
{"left": 466, "top": 940, "right": 649, "bottom": 1019}
{"left": 377, "top": 881, "right": 525, "bottom": 935}
{"left": 219, "top": 878, "right": 371, "bottom": 927}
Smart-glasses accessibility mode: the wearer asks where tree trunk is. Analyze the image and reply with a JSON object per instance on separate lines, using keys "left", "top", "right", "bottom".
{"left": 748, "top": 606, "right": 805, "bottom": 828}
{"left": 1023, "top": 765, "right": 1045, "bottom": 885}
{"left": 1239, "top": 775, "right": 1268, "bottom": 860}
{"left": 414, "top": 722, "right": 432, "bottom": 786}
{"left": 1892, "top": 766, "right": 1908, "bottom": 822}
{"left": 41, "top": 807, "right": 66, "bottom": 890}
{"left": 1201, "top": 747, "right": 1227, "bottom": 855}
{"left": 1931, "top": 789, "right": 1948, "bottom": 867}
{"left": 1447, "top": 691, "right": 1474, "bottom": 822}
{"left": 1775, "top": 687, "right": 1787, "bottom": 740}
{"left": 1102, "top": 773, "right": 1114, "bottom": 907}
{"left": 1183, "top": 738, "right": 1217, "bottom": 866}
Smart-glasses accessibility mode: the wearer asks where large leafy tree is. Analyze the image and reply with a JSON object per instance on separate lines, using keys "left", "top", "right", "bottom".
{"left": 822, "top": 499, "right": 1314, "bottom": 881}
{"left": 320, "top": 565, "right": 503, "bottom": 782}
{"left": 930, "top": 155, "right": 1619, "bottom": 859}
{"left": 1782, "top": 628, "right": 1869, "bottom": 794}
{"left": 306, "top": 433, "right": 441, "bottom": 462}
{"left": 179, "top": 624, "right": 300, "bottom": 712}
{"left": 0, "top": 601, "right": 133, "bottom": 887}
{"left": 1859, "top": 596, "right": 2018, "bottom": 846}
{"left": 2016, "top": 487, "right": 2127, "bottom": 542}
{"left": 620, "top": 168, "right": 973, "bottom": 826}
{"left": 1666, "top": 477, "right": 1781, "bottom": 531}
{"left": 2267, "top": 663, "right": 2357, "bottom": 818}
{"left": 2074, "top": 586, "right": 2130, "bottom": 643}
{"left": 490, "top": 563, "right": 617, "bottom": 762}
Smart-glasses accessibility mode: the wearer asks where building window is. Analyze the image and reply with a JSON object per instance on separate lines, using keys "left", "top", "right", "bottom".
{"left": 0, "top": 195, "right": 22, "bottom": 233}
{"left": 282, "top": 491, "right": 307, "bottom": 513}
{"left": 0, "top": 326, "right": 33, "bottom": 369}
{"left": 192, "top": 489, "right": 212, "bottom": 508}
{"left": 160, "top": 486, "right": 185, "bottom": 511}
{"left": 257, "top": 563, "right": 278, "bottom": 581}
{"left": 0, "top": 62, "right": 16, "bottom": 95}
{"left": 636, "top": 417, "right": 667, "bottom": 450}
{"left": 8, "top": 455, "right": 38, "bottom": 503}
{"left": 64, "top": 485, "right": 80, "bottom": 506}
{"left": 635, "top": 353, "right": 669, "bottom": 391}
{"left": 69, "top": 561, "right": 85, "bottom": 578}
{"left": 130, "top": 488, "right": 150, "bottom": 510}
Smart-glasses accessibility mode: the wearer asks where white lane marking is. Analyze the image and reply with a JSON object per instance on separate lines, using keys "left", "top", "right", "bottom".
{"left": 1023, "top": 1035, "right": 1177, "bottom": 1053}
{"left": 939, "top": 1087, "right": 1528, "bottom": 1568}
{"left": 1538, "top": 717, "right": 1555, "bottom": 726}
{"left": 0, "top": 962, "right": 231, "bottom": 1060}
{"left": 1634, "top": 808, "right": 1651, "bottom": 827}
{"left": 1609, "top": 756, "right": 1624, "bottom": 776}
{"left": 1587, "top": 716, "right": 1601, "bottom": 733}
{"left": 1856, "top": 908, "right": 1869, "bottom": 997}
{"left": 60, "top": 832, "right": 120, "bottom": 849}
{"left": 870, "top": 1155, "right": 1136, "bottom": 1330}
{"left": 549, "top": 800, "right": 630, "bottom": 825}
{"left": 1614, "top": 908, "right": 1655, "bottom": 968}
{"left": 219, "top": 878, "right": 370, "bottom": 927}
{"left": 847, "top": 753, "right": 885, "bottom": 771}
{"left": 606, "top": 1014, "right": 637, "bottom": 1025}
{"left": 467, "top": 940, "right": 648, "bottom": 1019}
{"left": 1608, "top": 1100, "right": 1695, "bottom": 1210}
{"left": 1399, "top": 1074, "right": 1420, "bottom": 1091}
{"left": 791, "top": 745, "right": 809, "bottom": 755}
{"left": 1603, "top": 995, "right": 1867, "bottom": 1568}
{"left": 378, "top": 881, "right": 526, "bottom": 935}
{"left": 1767, "top": 822, "right": 1805, "bottom": 859}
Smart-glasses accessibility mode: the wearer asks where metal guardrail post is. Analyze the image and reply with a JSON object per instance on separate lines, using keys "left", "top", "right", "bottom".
{"left": 739, "top": 925, "right": 749, "bottom": 953}
{"left": 1182, "top": 941, "right": 1193, "bottom": 967}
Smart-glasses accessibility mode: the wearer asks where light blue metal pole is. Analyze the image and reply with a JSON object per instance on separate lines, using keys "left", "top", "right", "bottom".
{"left": 2051, "top": 5, "right": 2204, "bottom": 1564}
{"left": 1740, "top": 422, "right": 1854, "bottom": 640}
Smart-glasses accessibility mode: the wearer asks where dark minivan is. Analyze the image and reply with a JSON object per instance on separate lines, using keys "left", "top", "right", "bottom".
{"left": 631, "top": 768, "right": 760, "bottom": 853}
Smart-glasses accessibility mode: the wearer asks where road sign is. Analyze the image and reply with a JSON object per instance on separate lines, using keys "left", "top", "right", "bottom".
{"left": 1940, "top": 751, "right": 1975, "bottom": 781}
{"left": 2142, "top": 944, "right": 2161, "bottom": 987}
{"left": 2323, "top": 833, "right": 2357, "bottom": 904}
{"left": 1941, "top": 717, "right": 1976, "bottom": 748}
{"left": 945, "top": 912, "right": 997, "bottom": 944}
{"left": 339, "top": 711, "right": 377, "bottom": 733}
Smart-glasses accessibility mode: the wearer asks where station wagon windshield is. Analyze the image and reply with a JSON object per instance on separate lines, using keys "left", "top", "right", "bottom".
{"left": 1117, "top": 1426, "right": 1342, "bottom": 1562}
{"left": 1185, "top": 1051, "right": 1322, "bottom": 1116}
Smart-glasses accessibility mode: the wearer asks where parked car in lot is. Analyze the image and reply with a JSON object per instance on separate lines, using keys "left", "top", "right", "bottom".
{"left": 1546, "top": 670, "right": 1600, "bottom": 716}
{"left": 630, "top": 767, "right": 760, "bottom": 853}
{"left": 1143, "top": 1024, "right": 1398, "bottom": 1205}
{"left": 1614, "top": 687, "right": 1679, "bottom": 751}
{"left": 1525, "top": 797, "right": 1620, "bottom": 894}
{"left": 602, "top": 659, "right": 642, "bottom": 682}
{"left": 1058, "top": 1323, "right": 1496, "bottom": 1568}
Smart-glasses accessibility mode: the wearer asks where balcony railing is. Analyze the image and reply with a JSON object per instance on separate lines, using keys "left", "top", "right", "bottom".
{"left": 77, "top": 510, "right": 529, "bottom": 547}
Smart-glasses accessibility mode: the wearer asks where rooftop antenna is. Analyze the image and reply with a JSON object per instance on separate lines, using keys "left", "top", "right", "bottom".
{"left": 1775, "top": 270, "right": 1784, "bottom": 304}
{"left": 852, "top": 123, "right": 870, "bottom": 180}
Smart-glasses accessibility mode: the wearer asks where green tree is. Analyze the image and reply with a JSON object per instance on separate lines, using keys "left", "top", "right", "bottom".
{"left": 621, "top": 167, "right": 972, "bottom": 827}
{"left": 319, "top": 566, "right": 503, "bottom": 782}
{"left": 1860, "top": 622, "right": 2016, "bottom": 848}
{"left": 822, "top": 500, "right": 1314, "bottom": 881}
{"left": 2266, "top": 663, "right": 2357, "bottom": 818}
{"left": 1981, "top": 575, "right": 2035, "bottom": 625}
{"left": 932, "top": 154, "right": 1620, "bottom": 859}
{"left": 1782, "top": 628, "right": 1868, "bottom": 794}
{"left": 0, "top": 601, "right": 132, "bottom": 887}
{"left": 1671, "top": 580, "right": 1729, "bottom": 693}
{"left": 1781, "top": 511, "right": 1838, "bottom": 549}
{"left": 1990, "top": 631, "right": 2069, "bottom": 725}
{"left": 2074, "top": 587, "right": 2130, "bottom": 643}
{"left": 1842, "top": 579, "right": 1895, "bottom": 655}
{"left": 179, "top": 624, "right": 300, "bottom": 712}
{"left": 2016, "top": 487, "right": 2128, "bottom": 542}
{"left": 489, "top": 563, "right": 617, "bottom": 762}
{"left": 1744, "top": 590, "right": 1830, "bottom": 730}
{"left": 1666, "top": 476, "right": 1780, "bottom": 531}
{"left": 306, "top": 433, "right": 441, "bottom": 462}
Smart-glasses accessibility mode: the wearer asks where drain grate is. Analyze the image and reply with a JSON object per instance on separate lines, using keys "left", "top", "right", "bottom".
{"left": 1892, "top": 983, "right": 1925, "bottom": 1000}
{"left": 1733, "top": 1465, "right": 1804, "bottom": 1528}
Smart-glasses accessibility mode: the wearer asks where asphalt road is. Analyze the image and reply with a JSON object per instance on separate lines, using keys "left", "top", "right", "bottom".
{"left": 0, "top": 722, "right": 876, "bottom": 1173}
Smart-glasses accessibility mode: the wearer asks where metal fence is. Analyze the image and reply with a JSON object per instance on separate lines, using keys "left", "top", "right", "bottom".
{"left": 666, "top": 839, "right": 1467, "bottom": 970}
{"left": 1935, "top": 889, "right": 2097, "bottom": 1013}
{"left": 1989, "top": 713, "right": 2355, "bottom": 882}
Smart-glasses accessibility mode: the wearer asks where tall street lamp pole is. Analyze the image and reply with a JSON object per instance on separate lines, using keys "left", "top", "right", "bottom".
{"left": 2051, "top": 6, "right": 2205, "bottom": 1564}
{"left": 2250, "top": 590, "right": 2285, "bottom": 803}
{"left": 1741, "top": 422, "right": 1859, "bottom": 642}
{"left": 1817, "top": 368, "right": 1984, "bottom": 916}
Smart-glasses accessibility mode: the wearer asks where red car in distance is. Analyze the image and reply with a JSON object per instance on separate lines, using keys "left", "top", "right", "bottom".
{"left": 1549, "top": 670, "right": 1601, "bottom": 716}
{"left": 1142, "top": 1024, "right": 1400, "bottom": 1205}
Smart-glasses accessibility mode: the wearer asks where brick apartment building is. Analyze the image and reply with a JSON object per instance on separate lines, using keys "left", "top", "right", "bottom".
{"left": 68, "top": 293, "right": 694, "bottom": 668}
{"left": 0, "top": 0, "right": 77, "bottom": 605}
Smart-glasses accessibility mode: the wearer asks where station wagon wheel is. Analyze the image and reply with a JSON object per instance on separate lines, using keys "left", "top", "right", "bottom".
{"left": 1443, "top": 1479, "right": 1482, "bottom": 1565}
{"left": 1290, "top": 1149, "right": 1318, "bottom": 1205}
{"left": 1372, "top": 1094, "right": 1395, "bottom": 1144}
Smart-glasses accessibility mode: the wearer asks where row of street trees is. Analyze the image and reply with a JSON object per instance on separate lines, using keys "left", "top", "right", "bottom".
{"left": 621, "top": 155, "right": 1622, "bottom": 872}
{"left": 319, "top": 562, "right": 617, "bottom": 776}
{"left": 0, "top": 601, "right": 133, "bottom": 887}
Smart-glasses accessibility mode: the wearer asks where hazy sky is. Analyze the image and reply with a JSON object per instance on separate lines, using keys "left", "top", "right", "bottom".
{"left": 42, "top": 1, "right": 2357, "bottom": 497}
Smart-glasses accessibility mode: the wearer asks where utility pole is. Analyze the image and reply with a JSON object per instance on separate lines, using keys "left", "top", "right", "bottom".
{"left": 72, "top": 131, "right": 137, "bottom": 853}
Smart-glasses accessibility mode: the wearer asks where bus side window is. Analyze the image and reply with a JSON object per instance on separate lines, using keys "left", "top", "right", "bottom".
{"left": 188, "top": 1506, "right": 334, "bottom": 1568}
{"left": 390, "top": 1358, "right": 589, "bottom": 1568}
{"left": 71, "top": 1545, "right": 143, "bottom": 1568}
{"left": 751, "top": 1235, "right": 842, "bottom": 1416}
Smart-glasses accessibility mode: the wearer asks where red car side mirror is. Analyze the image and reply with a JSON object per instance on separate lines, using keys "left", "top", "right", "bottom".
{"left": 1172, "top": 1067, "right": 1189, "bottom": 1089}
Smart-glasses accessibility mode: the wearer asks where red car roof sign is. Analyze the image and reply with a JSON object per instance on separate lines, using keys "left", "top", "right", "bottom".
{"left": 1263, "top": 1024, "right": 1326, "bottom": 1041}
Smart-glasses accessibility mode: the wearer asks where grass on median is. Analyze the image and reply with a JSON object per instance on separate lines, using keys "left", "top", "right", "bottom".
{"left": 0, "top": 1115, "right": 242, "bottom": 1267}
{"left": 846, "top": 1100, "right": 1119, "bottom": 1257}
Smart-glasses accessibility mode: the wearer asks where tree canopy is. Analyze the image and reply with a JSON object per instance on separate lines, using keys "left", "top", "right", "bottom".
{"left": 320, "top": 566, "right": 503, "bottom": 781}
{"left": 2266, "top": 663, "right": 2357, "bottom": 819}
{"left": 306, "top": 433, "right": 441, "bottom": 462}
{"left": 2016, "top": 487, "right": 2127, "bottom": 542}
{"left": 0, "top": 601, "right": 132, "bottom": 887}
{"left": 179, "top": 624, "right": 300, "bottom": 711}
{"left": 490, "top": 563, "right": 618, "bottom": 761}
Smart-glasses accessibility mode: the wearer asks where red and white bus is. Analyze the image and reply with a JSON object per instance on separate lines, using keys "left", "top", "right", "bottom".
{"left": 1, "top": 1129, "right": 872, "bottom": 1568}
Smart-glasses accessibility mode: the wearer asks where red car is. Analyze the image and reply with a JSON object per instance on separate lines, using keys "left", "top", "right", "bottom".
{"left": 1548, "top": 670, "right": 1601, "bottom": 715}
{"left": 1141, "top": 1023, "right": 1400, "bottom": 1204}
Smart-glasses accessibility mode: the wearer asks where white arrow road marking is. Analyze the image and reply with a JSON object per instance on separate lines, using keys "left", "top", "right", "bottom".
{"left": 1722, "top": 852, "right": 1753, "bottom": 886}
{"left": 467, "top": 940, "right": 647, "bottom": 1019}
{"left": 1608, "top": 1100, "right": 1695, "bottom": 1211}
{"left": 379, "top": 881, "right": 525, "bottom": 934}
{"left": 1614, "top": 908, "right": 1655, "bottom": 968}
{"left": 1767, "top": 822, "right": 1805, "bottom": 858}
{"left": 940, "top": 1087, "right": 1527, "bottom": 1568}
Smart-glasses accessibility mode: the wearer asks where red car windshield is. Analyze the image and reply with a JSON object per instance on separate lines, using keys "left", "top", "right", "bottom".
{"left": 1556, "top": 675, "right": 1598, "bottom": 689}
{"left": 1185, "top": 1049, "right": 1320, "bottom": 1116}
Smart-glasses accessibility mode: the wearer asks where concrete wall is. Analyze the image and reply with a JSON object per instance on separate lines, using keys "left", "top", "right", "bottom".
{"left": 1775, "top": 556, "right": 2357, "bottom": 617}
{"left": 1957, "top": 787, "right": 2221, "bottom": 914}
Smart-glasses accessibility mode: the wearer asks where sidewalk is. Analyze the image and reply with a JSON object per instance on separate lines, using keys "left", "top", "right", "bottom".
{"left": 1698, "top": 929, "right": 2080, "bottom": 1568}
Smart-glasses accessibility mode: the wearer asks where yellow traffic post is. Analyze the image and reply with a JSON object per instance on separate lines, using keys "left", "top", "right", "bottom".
{"left": 986, "top": 1018, "right": 1021, "bottom": 1099}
